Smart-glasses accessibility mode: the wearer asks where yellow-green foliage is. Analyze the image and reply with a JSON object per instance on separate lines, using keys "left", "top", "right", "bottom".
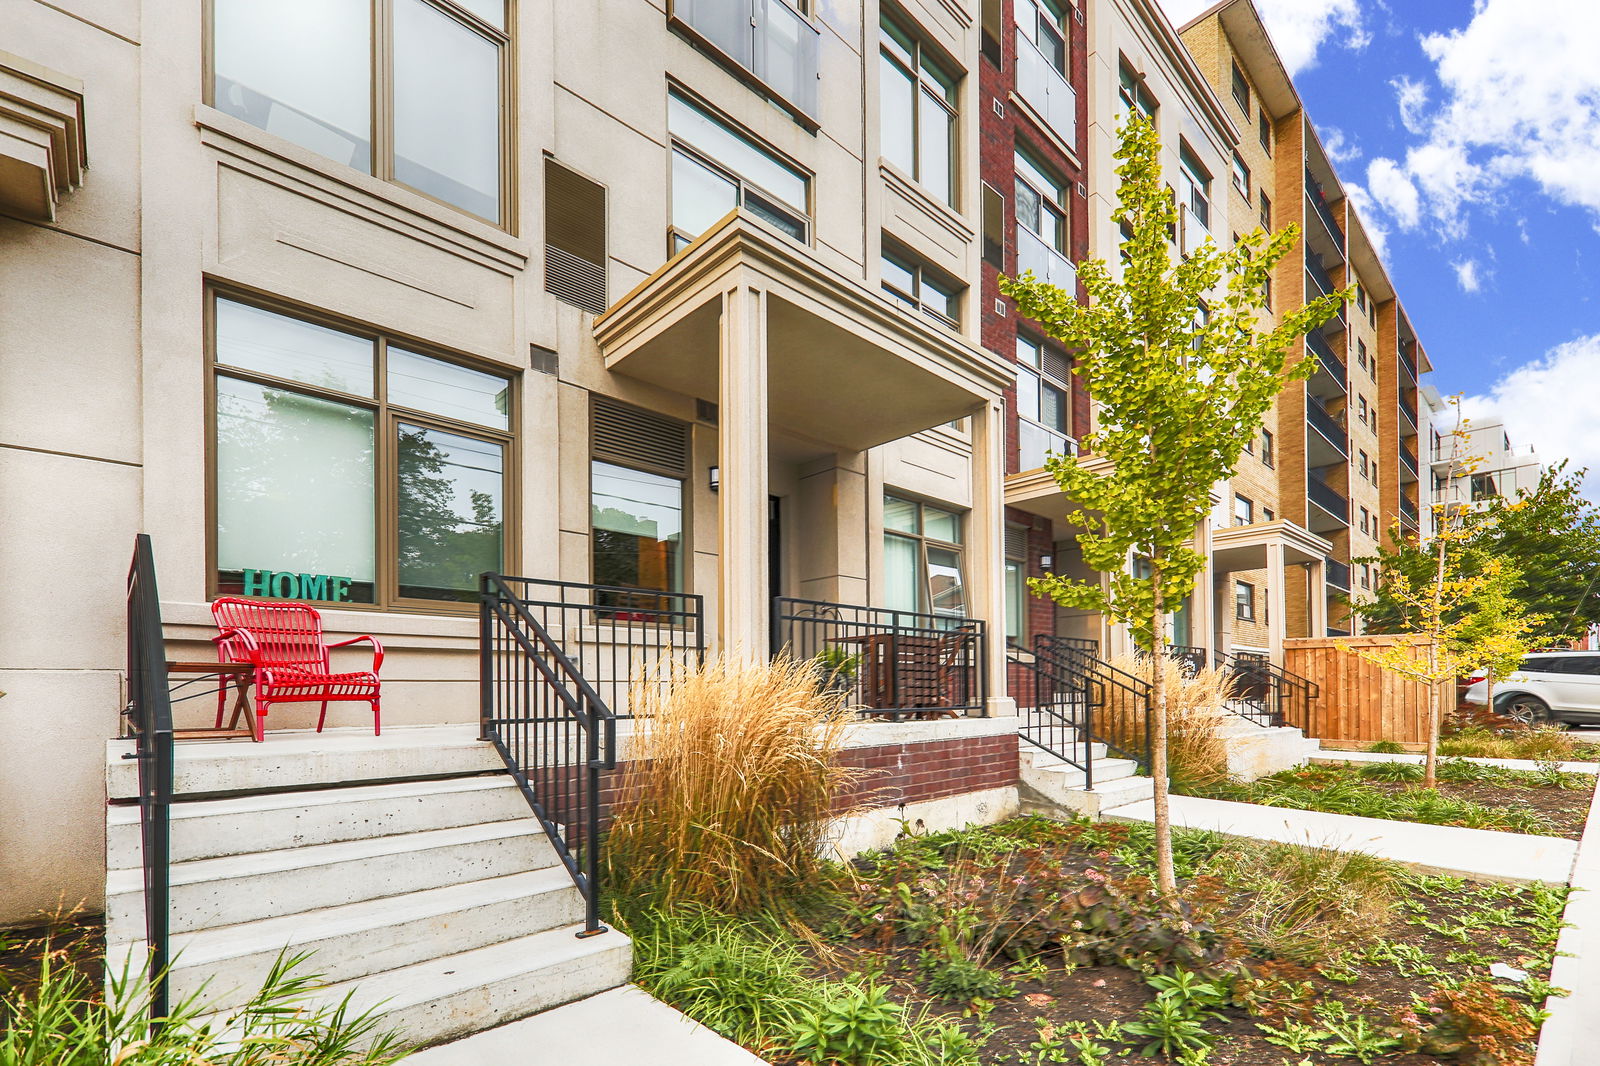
{"left": 606, "top": 656, "right": 863, "bottom": 915}
{"left": 1101, "top": 655, "right": 1233, "bottom": 788}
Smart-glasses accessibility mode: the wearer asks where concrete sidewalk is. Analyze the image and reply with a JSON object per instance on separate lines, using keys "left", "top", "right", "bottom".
{"left": 1311, "top": 750, "right": 1600, "bottom": 776}
{"left": 1535, "top": 780, "right": 1600, "bottom": 1066}
{"left": 404, "top": 985, "right": 769, "bottom": 1065}
{"left": 1108, "top": 794, "right": 1579, "bottom": 885}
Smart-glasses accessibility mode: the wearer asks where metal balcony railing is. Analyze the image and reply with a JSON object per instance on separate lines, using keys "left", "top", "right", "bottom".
{"left": 1305, "top": 166, "right": 1345, "bottom": 248}
{"left": 1400, "top": 444, "right": 1419, "bottom": 479}
{"left": 1014, "top": 26, "right": 1077, "bottom": 145}
{"left": 1016, "top": 224, "right": 1078, "bottom": 291}
{"left": 1305, "top": 329, "right": 1347, "bottom": 387}
{"left": 1400, "top": 495, "right": 1419, "bottom": 526}
{"left": 1325, "top": 555, "right": 1351, "bottom": 591}
{"left": 1306, "top": 392, "right": 1349, "bottom": 456}
{"left": 1399, "top": 393, "right": 1418, "bottom": 429}
{"left": 1399, "top": 340, "right": 1418, "bottom": 382}
{"left": 1305, "top": 252, "right": 1348, "bottom": 331}
{"left": 1308, "top": 476, "right": 1350, "bottom": 524}
{"left": 672, "top": 0, "right": 819, "bottom": 121}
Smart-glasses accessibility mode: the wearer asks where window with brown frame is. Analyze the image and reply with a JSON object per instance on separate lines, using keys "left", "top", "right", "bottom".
{"left": 210, "top": 293, "right": 514, "bottom": 610}
{"left": 209, "top": 0, "right": 511, "bottom": 225}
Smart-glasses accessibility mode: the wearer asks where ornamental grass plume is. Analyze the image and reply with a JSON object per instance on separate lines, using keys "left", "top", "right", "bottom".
{"left": 605, "top": 655, "right": 865, "bottom": 916}
{"left": 1102, "top": 654, "right": 1233, "bottom": 789}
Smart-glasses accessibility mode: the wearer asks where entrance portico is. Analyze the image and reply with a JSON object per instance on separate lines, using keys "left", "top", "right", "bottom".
{"left": 1209, "top": 520, "right": 1332, "bottom": 663}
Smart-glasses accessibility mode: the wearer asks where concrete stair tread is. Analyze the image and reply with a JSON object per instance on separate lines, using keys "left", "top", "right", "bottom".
{"left": 106, "top": 819, "right": 550, "bottom": 898}
{"left": 107, "top": 775, "right": 515, "bottom": 830}
{"left": 110, "top": 868, "right": 575, "bottom": 965}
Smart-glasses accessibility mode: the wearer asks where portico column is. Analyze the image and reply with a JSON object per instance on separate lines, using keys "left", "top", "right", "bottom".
{"left": 1309, "top": 557, "right": 1328, "bottom": 639}
{"left": 969, "top": 399, "right": 1015, "bottom": 716}
{"left": 1267, "top": 541, "right": 1288, "bottom": 666}
{"left": 718, "top": 281, "right": 769, "bottom": 660}
{"left": 1195, "top": 517, "right": 1215, "bottom": 661}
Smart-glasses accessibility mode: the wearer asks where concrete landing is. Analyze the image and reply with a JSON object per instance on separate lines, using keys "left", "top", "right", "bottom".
{"left": 1108, "top": 794, "right": 1579, "bottom": 885}
{"left": 1311, "top": 750, "right": 1600, "bottom": 776}
{"left": 404, "top": 984, "right": 770, "bottom": 1065}
{"left": 1534, "top": 778, "right": 1600, "bottom": 1066}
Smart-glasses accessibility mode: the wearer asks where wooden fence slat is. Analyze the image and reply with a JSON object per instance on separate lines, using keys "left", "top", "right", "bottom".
{"left": 1284, "top": 636, "right": 1439, "bottom": 750}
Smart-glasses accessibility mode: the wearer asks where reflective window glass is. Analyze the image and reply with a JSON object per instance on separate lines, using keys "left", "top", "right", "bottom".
{"left": 215, "top": 298, "right": 374, "bottom": 397}
{"left": 397, "top": 423, "right": 504, "bottom": 601}
{"left": 387, "top": 347, "right": 510, "bottom": 430}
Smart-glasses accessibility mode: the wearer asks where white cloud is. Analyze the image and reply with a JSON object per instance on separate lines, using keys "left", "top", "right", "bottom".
{"left": 1364, "top": 0, "right": 1600, "bottom": 236}
{"left": 1451, "top": 257, "right": 1482, "bottom": 293}
{"left": 1343, "top": 183, "right": 1390, "bottom": 258}
{"left": 1463, "top": 335, "right": 1600, "bottom": 502}
{"left": 1155, "top": 0, "right": 1368, "bottom": 76}
{"left": 1365, "top": 157, "right": 1421, "bottom": 229}
{"left": 1320, "top": 126, "right": 1361, "bottom": 167}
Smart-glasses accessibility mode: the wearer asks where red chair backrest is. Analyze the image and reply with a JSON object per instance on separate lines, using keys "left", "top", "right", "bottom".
{"left": 211, "top": 597, "right": 329, "bottom": 670}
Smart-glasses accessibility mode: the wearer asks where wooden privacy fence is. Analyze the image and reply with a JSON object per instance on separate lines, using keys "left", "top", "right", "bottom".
{"left": 1282, "top": 636, "right": 1454, "bottom": 749}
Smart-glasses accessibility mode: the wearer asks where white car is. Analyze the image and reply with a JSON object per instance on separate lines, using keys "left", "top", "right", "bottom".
{"left": 1461, "top": 651, "right": 1600, "bottom": 727}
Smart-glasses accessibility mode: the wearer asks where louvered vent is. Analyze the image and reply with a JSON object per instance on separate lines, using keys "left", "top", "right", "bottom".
{"left": 545, "top": 160, "right": 607, "bottom": 314}
{"left": 592, "top": 397, "right": 689, "bottom": 478}
{"left": 1042, "top": 348, "right": 1071, "bottom": 382}
{"left": 1005, "top": 524, "right": 1028, "bottom": 560}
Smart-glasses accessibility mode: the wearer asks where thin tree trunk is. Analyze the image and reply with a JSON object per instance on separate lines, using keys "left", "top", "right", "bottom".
{"left": 1150, "top": 562, "right": 1176, "bottom": 895}
{"left": 1486, "top": 671, "right": 1496, "bottom": 724}
{"left": 1425, "top": 527, "right": 1449, "bottom": 789}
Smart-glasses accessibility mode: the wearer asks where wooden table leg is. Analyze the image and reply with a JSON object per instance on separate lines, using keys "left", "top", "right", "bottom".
{"left": 224, "top": 676, "right": 260, "bottom": 741}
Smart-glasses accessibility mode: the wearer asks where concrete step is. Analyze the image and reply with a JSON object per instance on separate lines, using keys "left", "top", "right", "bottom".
{"left": 106, "top": 725, "right": 497, "bottom": 799}
{"left": 113, "top": 867, "right": 583, "bottom": 1012}
{"left": 199, "top": 923, "right": 633, "bottom": 1050}
{"left": 107, "top": 776, "right": 523, "bottom": 869}
{"left": 1020, "top": 756, "right": 1157, "bottom": 819}
{"left": 1027, "top": 755, "right": 1143, "bottom": 788}
{"left": 106, "top": 819, "right": 556, "bottom": 941}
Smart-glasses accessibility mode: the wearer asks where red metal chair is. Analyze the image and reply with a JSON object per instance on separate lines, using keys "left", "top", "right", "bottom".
{"left": 210, "top": 597, "right": 384, "bottom": 741}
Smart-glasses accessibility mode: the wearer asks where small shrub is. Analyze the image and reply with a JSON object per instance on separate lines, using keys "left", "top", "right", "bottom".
{"left": 1441, "top": 725, "right": 1600, "bottom": 762}
{"left": 1359, "top": 760, "right": 1425, "bottom": 783}
{"left": 1366, "top": 740, "right": 1407, "bottom": 754}
{"left": 785, "top": 982, "right": 906, "bottom": 1066}
{"left": 606, "top": 656, "right": 864, "bottom": 915}
{"left": 1419, "top": 980, "right": 1544, "bottom": 1065}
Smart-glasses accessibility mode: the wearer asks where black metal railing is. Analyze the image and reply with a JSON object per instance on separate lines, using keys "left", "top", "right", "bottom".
{"left": 1215, "top": 650, "right": 1319, "bottom": 729}
{"left": 122, "top": 534, "right": 173, "bottom": 1031}
{"left": 1305, "top": 166, "right": 1346, "bottom": 247}
{"left": 1166, "top": 644, "right": 1208, "bottom": 676}
{"left": 1306, "top": 329, "right": 1347, "bottom": 386}
{"left": 1308, "top": 476, "right": 1350, "bottom": 524}
{"left": 1305, "top": 252, "right": 1348, "bottom": 330}
{"left": 1007, "top": 641, "right": 1094, "bottom": 784}
{"left": 1399, "top": 339, "right": 1418, "bottom": 382}
{"left": 1326, "top": 555, "right": 1352, "bottom": 592}
{"left": 1034, "top": 635, "right": 1152, "bottom": 773}
{"left": 1400, "top": 443, "right": 1419, "bottom": 478}
{"left": 490, "top": 577, "right": 704, "bottom": 717}
{"left": 772, "top": 597, "right": 986, "bottom": 717}
{"left": 480, "top": 573, "right": 618, "bottom": 936}
{"left": 1306, "top": 393, "right": 1349, "bottom": 456}
{"left": 1400, "top": 495, "right": 1420, "bottom": 526}
{"left": 1399, "top": 393, "right": 1418, "bottom": 429}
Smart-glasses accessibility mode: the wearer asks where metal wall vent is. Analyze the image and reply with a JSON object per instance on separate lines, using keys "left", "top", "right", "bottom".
{"left": 591, "top": 396, "right": 690, "bottom": 478}
{"left": 545, "top": 159, "right": 607, "bottom": 315}
{"left": 530, "top": 344, "right": 558, "bottom": 375}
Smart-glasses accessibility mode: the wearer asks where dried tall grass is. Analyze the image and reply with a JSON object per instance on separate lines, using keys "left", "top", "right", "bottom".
{"left": 1100, "top": 655, "right": 1233, "bottom": 789}
{"left": 605, "top": 656, "right": 864, "bottom": 916}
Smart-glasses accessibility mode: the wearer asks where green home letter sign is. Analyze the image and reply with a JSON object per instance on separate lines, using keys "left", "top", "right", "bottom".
{"left": 242, "top": 569, "right": 354, "bottom": 602}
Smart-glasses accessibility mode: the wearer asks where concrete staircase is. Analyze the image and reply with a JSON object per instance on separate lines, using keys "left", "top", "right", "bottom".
{"left": 1215, "top": 712, "right": 1319, "bottom": 781}
{"left": 1018, "top": 729, "right": 1156, "bottom": 819}
{"left": 105, "top": 725, "right": 631, "bottom": 1049}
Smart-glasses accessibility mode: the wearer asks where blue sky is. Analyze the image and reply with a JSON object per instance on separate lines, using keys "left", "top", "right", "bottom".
{"left": 1157, "top": 0, "right": 1600, "bottom": 500}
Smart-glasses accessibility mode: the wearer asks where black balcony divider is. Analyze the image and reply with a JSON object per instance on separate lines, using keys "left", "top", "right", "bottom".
{"left": 122, "top": 535, "right": 173, "bottom": 1033}
{"left": 771, "top": 597, "right": 986, "bottom": 718}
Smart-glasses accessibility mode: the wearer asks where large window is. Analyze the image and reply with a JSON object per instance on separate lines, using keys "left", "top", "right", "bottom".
{"left": 1017, "top": 0, "right": 1068, "bottom": 77}
{"left": 591, "top": 462, "right": 685, "bottom": 594}
{"left": 211, "top": 0, "right": 508, "bottom": 224}
{"left": 1014, "top": 146, "right": 1069, "bottom": 268}
{"left": 1117, "top": 61, "right": 1157, "bottom": 122}
{"left": 884, "top": 495, "right": 966, "bottom": 621}
{"left": 880, "top": 14, "right": 959, "bottom": 206}
{"left": 1178, "top": 143, "right": 1211, "bottom": 233}
{"left": 212, "top": 294, "right": 512, "bottom": 608}
{"left": 1015, "top": 334, "right": 1071, "bottom": 470}
{"left": 668, "top": 91, "right": 810, "bottom": 252}
{"left": 882, "top": 246, "right": 961, "bottom": 325}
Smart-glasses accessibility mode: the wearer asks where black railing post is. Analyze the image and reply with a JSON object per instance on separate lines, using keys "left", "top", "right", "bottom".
{"left": 126, "top": 534, "right": 173, "bottom": 1034}
{"left": 478, "top": 573, "right": 494, "bottom": 742}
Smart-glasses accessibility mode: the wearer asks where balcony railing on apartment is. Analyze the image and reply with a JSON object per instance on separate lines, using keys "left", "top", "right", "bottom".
{"left": 671, "top": 0, "right": 820, "bottom": 122}
{"left": 1305, "top": 166, "right": 1346, "bottom": 249}
{"left": 1305, "top": 328, "right": 1347, "bottom": 387}
{"left": 1016, "top": 224, "right": 1077, "bottom": 291}
{"left": 122, "top": 534, "right": 174, "bottom": 1033}
{"left": 1305, "top": 253, "right": 1348, "bottom": 331}
{"left": 1325, "top": 555, "right": 1351, "bottom": 592}
{"left": 772, "top": 597, "right": 987, "bottom": 717}
{"left": 1308, "top": 476, "right": 1350, "bottom": 524}
{"left": 490, "top": 577, "right": 705, "bottom": 716}
{"left": 1018, "top": 419, "right": 1077, "bottom": 472}
{"left": 1399, "top": 393, "right": 1418, "bottom": 430}
{"left": 1306, "top": 392, "right": 1349, "bottom": 456}
{"left": 1399, "top": 340, "right": 1418, "bottom": 382}
{"left": 1014, "top": 26, "right": 1076, "bottom": 145}
{"left": 1400, "top": 443, "right": 1419, "bottom": 480}
{"left": 1400, "top": 495, "right": 1420, "bottom": 527}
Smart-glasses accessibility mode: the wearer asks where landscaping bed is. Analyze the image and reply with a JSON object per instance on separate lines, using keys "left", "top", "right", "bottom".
{"left": 1437, "top": 726, "right": 1600, "bottom": 763}
{"left": 622, "top": 816, "right": 1570, "bottom": 1066}
{"left": 1186, "top": 759, "right": 1595, "bottom": 839}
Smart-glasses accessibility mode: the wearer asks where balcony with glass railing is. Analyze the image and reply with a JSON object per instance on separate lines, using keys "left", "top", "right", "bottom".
{"left": 1305, "top": 166, "right": 1346, "bottom": 251}
{"left": 1014, "top": 26, "right": 1076, "bottom": 147}
{"left": 671, "top": 0, "right": 820, "bottom": 122}
{"left": 1016, "top": 224, "right": 1077, "bottom": 292}
{"left": 1018, "top": 419, "right": 1077, "bottom": 472}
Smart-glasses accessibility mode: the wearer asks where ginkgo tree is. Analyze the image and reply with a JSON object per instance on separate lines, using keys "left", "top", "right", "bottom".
{"left": 1001, "top": 114, "right": 1345, "bottom": 894}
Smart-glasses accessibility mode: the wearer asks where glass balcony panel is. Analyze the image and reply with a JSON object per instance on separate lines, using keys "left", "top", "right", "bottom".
{"left": 1018, "top": 419, "right": 1072, "bottom": 471}
{"left": 675, "top": 0, "right": 819, "bottom": 120}
{"left": 1016, "top": 224, "right": 1077, "bottom": 291}
{"left": 1014, "top": 26, "right": 1076, "bottom": 145}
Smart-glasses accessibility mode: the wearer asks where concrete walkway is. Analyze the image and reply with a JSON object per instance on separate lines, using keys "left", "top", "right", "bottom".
{"left": 1311, "top": 750, "right": 1600, "bottom": 776}
{"left": 403, "top": 985, "right": 770, "bottom": 1065}
{"left": 1535, "top": 780, "right": 1600, "bottom": 1066}
{"left": 1108, "top": 794, "right": 1579, "bottom": 885}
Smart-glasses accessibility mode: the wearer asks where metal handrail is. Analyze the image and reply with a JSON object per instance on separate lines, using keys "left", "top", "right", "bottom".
{"left": 1325, "top": 555, "right": 1352, "bottom": 592}
{"left": 1007, "top": 641, "right": 1093, "bottom": 786}
{"left": 1214, "top": 650, "right": 1319, "bottom": 729}
{"left": 1033, "top": 635, "right": 1152, "bottom": 773}
{"left": 1399, "top": 393, "right": 1418, "bottom": 429}
{"left": 1306, "top": 392, "right": 1349, "bottom": 456}
{"left": 1305, "top": 329, "right": 1347, "bottom": 386}
{"left": 1308, "top": 476, "right": 1350, "bottom": 523}
{"left": 1399, "top": 339, "right": 1418, "bottom": 382}
{"left": 123, "top": 534, "right": 174, "bottom": 1031}
{"left": 1400, "top": 495, "right": 1420, "bottom": 525}
{"left": 1400, "top": 443, "right": 1419, "bottom": 477}
{"left": 1165, "top": 644, "right": 1208, "bottom": 676}
{"left": 480, "top": 573, "right": 617, "bottom": 936}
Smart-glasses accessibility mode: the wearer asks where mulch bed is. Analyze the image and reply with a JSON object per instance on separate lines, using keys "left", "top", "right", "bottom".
{"left": 1365, "top": 777, "right": 1594, "bottom": 841}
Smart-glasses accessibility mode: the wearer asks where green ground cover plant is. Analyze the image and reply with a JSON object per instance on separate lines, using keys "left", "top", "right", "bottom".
{"left": 1437, "top": 726, "right": 1600, "bottom": 762}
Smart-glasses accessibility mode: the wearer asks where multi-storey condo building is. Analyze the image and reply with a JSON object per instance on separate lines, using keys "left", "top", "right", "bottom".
{"left": 1425, "top": 393, "right": 1544, "bottom": 514}
{"left": 1178, "top": 0, "right": 1435, "bottom": 648}
{"left": 0, "top": 0, "right": 1032, "bottom": 925}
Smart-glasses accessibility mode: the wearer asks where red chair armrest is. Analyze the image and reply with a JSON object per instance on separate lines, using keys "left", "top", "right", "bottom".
{"left": 328, "top": 634, "right": 384, "bottom": 673}
{"left": 213, "top": 627, "right": 261, "bottom": 661}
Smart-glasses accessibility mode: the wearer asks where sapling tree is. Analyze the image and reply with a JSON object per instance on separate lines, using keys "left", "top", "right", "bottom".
{"left": 1001, "top": 114, "right": 1345, "bottom": 893}
{"left": 1456, "top": 556, "right": 1549, "bottom": 717}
